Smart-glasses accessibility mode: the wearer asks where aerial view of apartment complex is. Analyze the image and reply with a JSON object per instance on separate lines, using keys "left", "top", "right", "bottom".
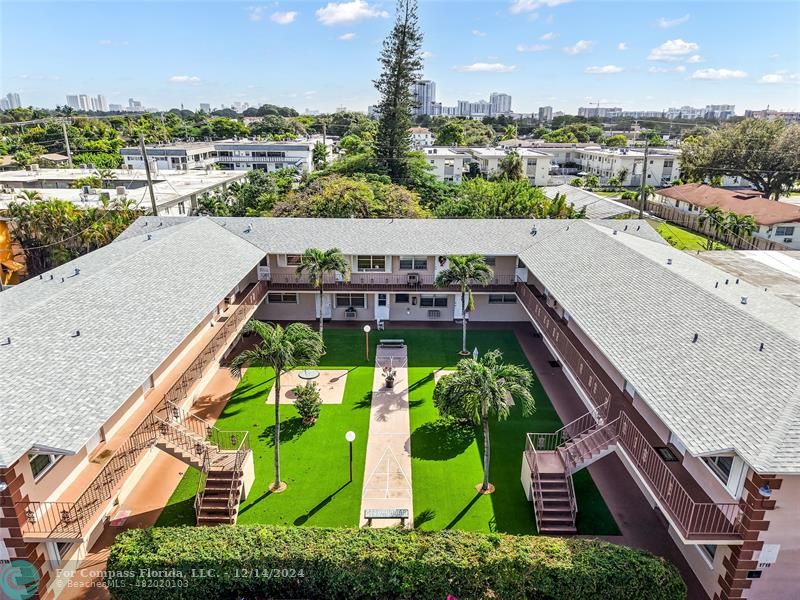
{"left": 2, "top": 0, "right": 799, "bottom": 599}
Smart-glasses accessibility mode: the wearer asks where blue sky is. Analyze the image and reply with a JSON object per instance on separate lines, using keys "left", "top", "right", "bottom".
{"left": 2, "top": 0, "right": 799, "bottom": 114}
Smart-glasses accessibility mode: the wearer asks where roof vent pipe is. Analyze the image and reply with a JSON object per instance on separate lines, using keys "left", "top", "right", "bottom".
{"left": 147, "top": 234, "right": 152, "bottom": 241}
{"left": 1, "top": 337, "right": 10, "bottom": 345}
{"left": 741, "top": 296, "right": 748, "bottom": 305}
{"left": 71, "top": 330, "right": 81, "bottom": 337}
{"left": 715, "top": 281, "right": 719, "bottom": 288}
{"left": 74, "top": 268, "right": 80, "bottom": 276}
{"left": 759, "top": 343, "right": 764, "bottom": 352}
{"left": 667, "top": 258, "right": 672, "bottom": 265}
{"left": 613, "top": 230, "right": 618, "bottom": 235}
{"left": 692, "top": 333, "right": 699, "bottom": 343}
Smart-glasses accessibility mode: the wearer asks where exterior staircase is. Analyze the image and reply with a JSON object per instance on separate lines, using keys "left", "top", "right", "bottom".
{"left": 153, "top": 401, "right": 251, "bottom": 526}
{"left": 524, "top": 403, "right": 618, "bottom": 535}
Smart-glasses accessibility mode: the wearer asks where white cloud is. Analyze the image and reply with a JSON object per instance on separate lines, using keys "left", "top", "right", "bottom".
{"left": 516, "top": 43, "right": 550, "bottom": 52}
{"left": 510, "top": 0, "right": 573, "bottom": 15}
{"left": 303, "top": 91, "right": 317, "bottom": 97}
{"left": 585, "top": 65, "right": 623, "bottom": 74}
{"left": 648, "top": 39, "right": 699, "bottom": 61}
{"left": 758, "top": 72, "right": 800, "bottom": 84}
{"left": 657, "top": 14, "right": 690, "bottom": 28}
{"left": 421, "top": 50, "right": 434, "bottom": 59}
{"left": 648, "top": 65, "right": 686, "bottom": 73}
{"left": 338, "top": 32, "right": 356, "bottom": 40}
{"left": 617, "top": 42, "right": 627, "bottom": 51}
{"left": 540, "top": 31, "right": 556, "bottom": 40}
{"left": 169, "top": 75, "right": 201, "bottom": 83}
{"left": 454, "top": 62, "right": 517, "bottom": 73}
{"left": 98, "top": 39, "right": 113, "bottom": 46}
{"left": 563, "top": 40, "right": 593, "bottom": 55}
{"left": 315, "top": 0, "right": 388, "bottom": 25}
{"left": 271, "top": 11, "right": 298, "bottom": 25}
{"left": 247, "top": 6, "right": 265, "bottom": 21}
{"left": 691, "top": 68, "right": 748, "bottom": 80}
{"left": 472, "top": 29, "right": 487, "bottom": 37}
{"left": 686, "top": 54, "right": 704, "bottom": 64}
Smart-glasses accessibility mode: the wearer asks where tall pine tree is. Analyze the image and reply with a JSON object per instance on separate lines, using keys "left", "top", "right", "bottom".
{"left": 374, "top": 0, "right": 423, "bottom": 183}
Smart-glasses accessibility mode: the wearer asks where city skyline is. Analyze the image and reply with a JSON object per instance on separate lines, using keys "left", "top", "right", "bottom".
{"left": 2, "top": 0, "right": 798, "bottom": 114}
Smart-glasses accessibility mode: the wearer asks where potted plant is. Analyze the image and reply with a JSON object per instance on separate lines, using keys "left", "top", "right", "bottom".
{"left": 293, "top": 382, "right": 322, "bottom": 425}
{"left": 382, "top": 366, "right": 396, "bottom": 389}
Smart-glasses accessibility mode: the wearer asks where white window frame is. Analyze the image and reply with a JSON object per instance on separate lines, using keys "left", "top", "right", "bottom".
{"left": 285, "top": 254, "right": 303, "bottom": 266}
{"left": 697, "top": 544, "right": 716, "bottom": 569}
{"left": 29, "top": 453, "right": 60, "bottom": 481}
{"left": 420, "top": 294, "right": 448, "bottom": 307}
{"left": 487, "top": 294, "right": 516, "bottom": 304}
{"left": 355, "top": 255, "right": 386, "bottom": 272}
{"left": 267, "top": 293, "right": 298, "bottom": 304}
{"left": 335, "top": 293, "right": 367, "bottom": 308}
{"left": 398, "top": 256, "right": 427, "bottom": 270}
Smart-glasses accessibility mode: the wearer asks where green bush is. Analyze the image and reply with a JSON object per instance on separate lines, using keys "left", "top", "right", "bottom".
{"left": 292, "top": 381, "right": 321, "bottom": 424}
{"left": 107, "top": 525, "right": 686, "bottom": 600}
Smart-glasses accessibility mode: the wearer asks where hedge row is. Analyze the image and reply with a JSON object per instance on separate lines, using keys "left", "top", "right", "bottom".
{"left": 106, "top": 525, "right": 686, "bottom": 600}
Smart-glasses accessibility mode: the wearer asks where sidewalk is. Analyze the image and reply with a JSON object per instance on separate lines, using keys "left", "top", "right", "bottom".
{"left": 359, "top": 346, "right": 413, "bottom": 528}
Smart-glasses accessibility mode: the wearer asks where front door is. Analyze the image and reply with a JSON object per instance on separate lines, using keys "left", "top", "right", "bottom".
{"left": 375, "top": 293, "right": 390, "bottom": 321}
{"left": 315, "top": 293, "right": 332, "bottom": 319}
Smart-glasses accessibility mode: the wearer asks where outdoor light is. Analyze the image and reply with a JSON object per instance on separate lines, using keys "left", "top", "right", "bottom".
{"left": 758, "top": 484, "right": 772, "bottom": 498}
{"left": 345, "top": 431, "right": 356, "bottom": 482}
{"left": 363, "top": 324, "right": 371, "bottom": 361}
{"left": 473, "top": 347, "right": 479, "bottom": 361}
{"left": 0, "top": 479, "right": 7, "bottom": 493}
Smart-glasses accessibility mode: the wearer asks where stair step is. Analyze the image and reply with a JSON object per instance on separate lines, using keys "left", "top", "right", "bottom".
{"left": 540, "top": 525, "right": 577, "bottom": 535}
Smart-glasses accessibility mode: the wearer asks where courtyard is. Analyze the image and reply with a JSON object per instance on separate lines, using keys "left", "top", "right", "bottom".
{"left": 155, "top": 327, "right": 618, "bottom": 535}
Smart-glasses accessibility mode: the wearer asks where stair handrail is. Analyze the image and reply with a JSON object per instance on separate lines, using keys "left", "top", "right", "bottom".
{"left": 559, "top": 416, "right": 620, "bottom": 473}
{"left": 194, "top": 448, "right": 212, "bottom": 518}
{"left": 226, "top": 431, "right": 250, "bottom": 511}
{"left": 165, "top": 399, "right": 248, "bottom": 453}
{"left": 555, "top": 400, "right": 609, "bottom": 446}
{"left": 524, "top": 435, "right": 545, "bottom": 533}
{"left": 565, "top": 469, "right": 577, "bottom": 523}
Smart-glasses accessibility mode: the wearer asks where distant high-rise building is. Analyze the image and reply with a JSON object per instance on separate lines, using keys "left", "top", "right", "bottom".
{"left": 489, "top": 92, "right": 512, "bottom": 115}
{"left": 0, "top": 98, "right": 8, "bottom": 111}
{"left": 109, "top": 103, "right": 123, "bottom": 112}
{"left": 704, "top": 104, "right": 735, "bottom": 120}
{"left": 577, "top": 106, "right": 622, "bottom": 118}
{"left": 538, "top": 106, "right": 553, "bottom": 123}
{"left": 78, "top": 94, "right": 92, "bottom": 111}
{"left": 411, "top": 80, "right": 436, "bottom": 116}
{"left": 456, "top": 100, "right": 470, "bottom": 117}
{"left": 95, "top": 94, "right": 108, "bottom": 111}
{"left": 3, "top": 93, "right": 21, "bottom": 109}
{"left": 66, "top": 94, "right": 80, "bottom": 109}
{"left": 128, "top": 98, "right": 143, "bottom": 111}
{"left": 199, "top": 103, "right": 211, "bottom": 112}
{"left": 336, "top": 106, "right": 347, "bottom": 113}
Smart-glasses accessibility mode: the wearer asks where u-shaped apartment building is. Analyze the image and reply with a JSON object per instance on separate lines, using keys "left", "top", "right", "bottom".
{"left": 1, "top": 216, "right": 798, "bottom": 599}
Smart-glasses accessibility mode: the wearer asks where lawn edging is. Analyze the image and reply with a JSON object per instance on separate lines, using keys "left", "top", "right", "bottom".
{"left": 107, "top": 525, "right": 686, "bottom": 599}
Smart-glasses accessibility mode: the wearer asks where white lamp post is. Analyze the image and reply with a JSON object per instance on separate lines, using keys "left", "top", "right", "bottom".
{"left": 363, "top": 324, "right": 371, "bottom": 361}
{"left": 345, "top": 431, "right": 356, "bottom": 481}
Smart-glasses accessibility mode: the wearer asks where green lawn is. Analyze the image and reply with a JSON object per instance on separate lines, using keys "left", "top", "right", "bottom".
{"left": 651, "top": 220, "right": 729, "bottom": 251}
{"left": 156, "top": 328, "right": 618, "bottom": 536}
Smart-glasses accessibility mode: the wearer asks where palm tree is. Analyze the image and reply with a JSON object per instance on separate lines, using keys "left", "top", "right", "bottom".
{"left": 16, "top": 190, "right": 43, "bottom": 202}
{"left": 434, "top": 350, "right": 535, "bottom": 492}
{"left": 497, "top": 151, "right": 524, "bottom": 180}
{"left": 584, "top": 174, "right": 600, "bottom": 190}
{"left": 501, "top": 124, "right": 518, "bottom": 141}
{"left": 698, "top": 206, "right": 726, "bottom": 250}
{"left": 95, "top": 168, "right": 117, "bottom": 188}
{"left": 228, "top": 321, "right": 324, "bottom": 492}
{"left": 725, "top": 212, "right": 757, "bottom": 247}
{"left": 435, "top": 254, "right": 493, "bottom": 355}
{"left": 196, "top": 193, "right": 230, "bottom": 216}
{"left": 295, "top": 248, "right": 350, "bottom": 337}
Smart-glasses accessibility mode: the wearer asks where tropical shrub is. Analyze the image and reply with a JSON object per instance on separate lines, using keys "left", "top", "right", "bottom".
{"left": 106, "top": 525, "right": 687, "bottom": 600}
{"left": 293, "top": 381, "right": 322, "bottom": 424}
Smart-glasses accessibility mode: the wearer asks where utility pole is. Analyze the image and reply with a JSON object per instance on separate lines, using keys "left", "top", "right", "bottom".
{"left": 322, "top": 121, "right": 327, "bottom": 145}
{"left": 139, "top": 133, "right": 158, "bottom": 215}
{"left": 61, "top": 121, "right": 73, "bottom": 167}
{"left": 638, "top": 138, "right": 649, "bottom": 219}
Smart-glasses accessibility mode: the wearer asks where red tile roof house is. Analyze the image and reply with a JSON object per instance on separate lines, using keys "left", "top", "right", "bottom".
{"left": 653, "top": 183, "right": 800, "bottom": 250}
{"left": 1, "top": 216, "right": 799, "bottom": 600}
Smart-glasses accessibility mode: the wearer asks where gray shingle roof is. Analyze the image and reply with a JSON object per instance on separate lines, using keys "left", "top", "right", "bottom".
{"left": 518, "top": 221, "right": 800, "bottom": 473}
{"left": 544, "top": 184, "right": 636, "bottom": 219}
{"left": 0, "top": 219, "right": 264, "bottom": 466}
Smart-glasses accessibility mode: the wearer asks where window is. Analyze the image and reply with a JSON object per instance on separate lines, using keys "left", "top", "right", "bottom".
{"left": 356, "top": 255, "right": 385, "bottom": 271}
{"left": 776, "top": 226, "right": 795, "bottom": 236}
{"left": 488, "top": 294, "right": 516, "bottom": 304}
{"left": 29, "top": 453, "right": 59, "bottom": 480}
{"left": 267, "top": 293, "right": 297, "bottom": 304}
{"left": 395, "top": 294, "right": 410, "bottom": 303}
{"left": 664, "top": 160, "right": 674, "bottom": 168}
{"left": 702, "top": 455, "right": 734, "bottom": 484}
{"left": 398, "top": 256, "right": 427, "bottom": 270}
{"left": 482, "top": 256, "right": 497, "bottom": 266}
{"left": 267, "top": 151, "right": 285, "bottom": 158}
{"left": 177, "top": 202, "right": 186, "bottom": 215}
{"left": 285, "top": 254, "right": 303, "bottom": 266}
{"left": 699, "top": 544, "right": 717, "bottom": 567}
{"left": 336, "top": 293, "right": 366, "bottom": 308}
{"left": 420, "top": 294, "right": 447, "bottom": 307}
{"left": 55, "top": 542, "right": 73, "bottom": 561}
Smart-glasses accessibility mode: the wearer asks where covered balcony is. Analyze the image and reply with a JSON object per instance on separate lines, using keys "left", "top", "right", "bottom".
{"left": 267, "top": 271, "right": 516, "bottom": 292}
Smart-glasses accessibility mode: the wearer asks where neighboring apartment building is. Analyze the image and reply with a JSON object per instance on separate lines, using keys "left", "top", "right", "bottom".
{"left": 574, "top": 147, "right": 680, "bottom": 186}
{"left": 121, "top": 140, "right": 330, "bottom": 174}
{"left": 2, "top": 216, "right": 798, "bottom": 600}
{"left": 653, "top": 184, "right": 800, "bottom": 250}
{"left": 744, "top": 109, "right": 800, "bottom": 124}
{"left": 466, "top": 147, "right": 550, "bottom": 186}
{"left": 410, "top": 80, "right": 436, "bottom": 116}
{"left": 538, "top": 106, "right": 553, "bottom": 123}
{"left": 422, "top": 147, "right": 469, "bottom": 183}
{"left": 409, "top": 127, "right": 434, "bottom": 149}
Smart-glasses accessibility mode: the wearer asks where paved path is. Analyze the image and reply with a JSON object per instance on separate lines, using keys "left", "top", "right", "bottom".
{"left": 359, "top": 346, "right": 413, "bottom": 528}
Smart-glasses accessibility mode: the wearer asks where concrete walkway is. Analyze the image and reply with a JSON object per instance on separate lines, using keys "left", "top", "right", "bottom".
{"left": 359, "top": 345, "right": 413, "bottom": 528}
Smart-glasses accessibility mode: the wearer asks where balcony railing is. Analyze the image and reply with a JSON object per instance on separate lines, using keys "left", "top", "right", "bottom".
{"left": 16, "top": 281, "right": 267, "bottom": 540}
{"left": 515, "top": 281, "right": 612, "bottom": 409}
{"left": 269, "top": 272, "right": 517, "bottom": 291}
